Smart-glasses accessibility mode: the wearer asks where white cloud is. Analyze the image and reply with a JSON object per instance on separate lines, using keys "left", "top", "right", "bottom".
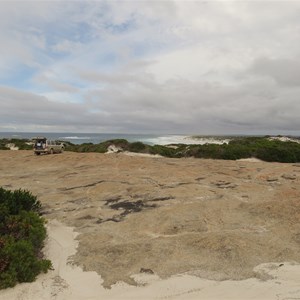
{"left": 51, "top": 40, "right": 83, "bottom": 54}
{"left": 0, "top": 1, "right": 300, "bottom": 135}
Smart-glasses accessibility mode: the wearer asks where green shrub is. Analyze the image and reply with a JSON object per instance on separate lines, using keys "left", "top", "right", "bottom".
{"left": 129, "top": 142, "right": 147, "bottom": 153}
{"left": 65, "top": 139, "right": 131, "bottom": 153}
{"left": 189, "top": 144, "right": 223, "bottom": 159}
{"left": 0, "top": 188, "right": 41, "bottom": 215}
{"left": 0, "top": 188, "right": 51, "bottom": 289}
{"left": 220, "top": 144, "right": 252, "bottom": 160}
{"left": 1, "top": 211, "right": 47, "bottom": 249}
{"left": 1, "top": 240, "right": 41, "bottom": 284}
{"left": 255, "top": 143, "right": 297, "bottom": 163}
{"left": 149, "top": 145, "right": 178, "bottom": 157}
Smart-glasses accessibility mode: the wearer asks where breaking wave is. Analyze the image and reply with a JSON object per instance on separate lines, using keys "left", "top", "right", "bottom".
{"left": 142, "top": 135, "right": 230, "bottom": 145}
{"left": 59, "top": 136, "right": 91, "bottom": 140}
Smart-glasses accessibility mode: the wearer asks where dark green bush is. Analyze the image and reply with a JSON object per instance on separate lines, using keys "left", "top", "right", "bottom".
{"left": 220, "top": 144, "right": 252, "bottom": 160}
{"left": 150, "top": 145, "right": 178, "bottom": 157}
{"left": 0, "top": 239, "right": 51, "bottom": 287}
{"left": 1, "top": 211, "right": 47, "bottom": 249}
{"left": 0, "top": 188, "right": 41, "bottom": 215}
{"left": 129, "top": 142, "right": 147, "bottom": 153}
{"left": 0, "top": 188, "right": 51, "bottom": 289}
{"left": 255, "top": 143, "right": 297, "bottom": 163}
{"left": 65, "top": 139, "right": 131, "bottom": 153}
{"left": 186, "top": 137, "right": 300, "bottom": 162}
{"left": 191, "top": 144, "right": 224, "bottom": 159}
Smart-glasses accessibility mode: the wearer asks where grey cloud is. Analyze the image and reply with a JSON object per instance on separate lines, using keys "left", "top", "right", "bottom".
{"left": 1, "top": 72, "right": 300, "bottom": 135}
{"left": 34, "top": 74, "right": 80, "bottom": 93}
{"left": 77, "top": 65, "right": 157, "bottom": 90}
{"left": 80, "top": 68, "right": 300, "bottom": 134}
{"left": 0, "top": 86, "right": 84, "bottom": 126}
{"left": 250, "top": 57, "right": 300, "bottom": 87}
{"left": 1, "top": 1, "right": 300, "bottom": 135}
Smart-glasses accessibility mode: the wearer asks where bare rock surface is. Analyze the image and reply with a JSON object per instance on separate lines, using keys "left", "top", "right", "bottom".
{"left": 1, "top": 150, "right": 300, "bottom": 288}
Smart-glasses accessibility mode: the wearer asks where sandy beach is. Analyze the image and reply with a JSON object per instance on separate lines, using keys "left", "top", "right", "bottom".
{"left": 1, "top": 150, "right": 300, "bottom": 299}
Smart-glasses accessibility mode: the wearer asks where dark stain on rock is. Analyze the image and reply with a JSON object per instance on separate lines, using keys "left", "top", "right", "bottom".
{"left": 108, "top": 200, "right": 156, "bottom": 216}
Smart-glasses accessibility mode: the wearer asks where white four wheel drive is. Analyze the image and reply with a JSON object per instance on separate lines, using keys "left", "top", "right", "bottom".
{"left": 33, "top": 137, "right": 64, "bottom": 155}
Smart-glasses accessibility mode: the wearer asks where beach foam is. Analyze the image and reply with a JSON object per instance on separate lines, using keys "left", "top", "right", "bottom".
{"left": 59, "top": 136, "right": 92, "bottom": 140}
{"left": 143, "top": 135, "right": 230, "bottom": 145}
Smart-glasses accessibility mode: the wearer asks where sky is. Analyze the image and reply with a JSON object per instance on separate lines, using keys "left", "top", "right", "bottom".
{"left": 1, "top": 0, "right": 300, "bottom": 135}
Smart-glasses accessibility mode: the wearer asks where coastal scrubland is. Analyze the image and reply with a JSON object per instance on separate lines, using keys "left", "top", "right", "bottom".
{"left": 1, "top": 136, "right": 300, "bottom": 162}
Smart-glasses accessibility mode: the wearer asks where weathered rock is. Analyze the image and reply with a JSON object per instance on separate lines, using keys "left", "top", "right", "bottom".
{"left": 281, "top": 173, "right": 297, "bottom": 180}
{"left": 1, "top": 150, "right": 300, "bottom": 288}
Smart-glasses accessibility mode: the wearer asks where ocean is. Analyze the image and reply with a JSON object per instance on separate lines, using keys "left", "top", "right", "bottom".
{"left": 0, "top": 132, "right": 231, "bottom": 145}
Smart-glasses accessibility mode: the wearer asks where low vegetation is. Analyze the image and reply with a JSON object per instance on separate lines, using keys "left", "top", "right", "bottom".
{"left": 1, "top": 136, "right": 300, "bottom": 163}
{"left": 64, "top": 136, "right": 300, "bottom": 163}
{"left": 0, "top": 188, "right": 52, "bottom": 289}
{"left": 0, "top": 139, "right": 32, "bottom": 150}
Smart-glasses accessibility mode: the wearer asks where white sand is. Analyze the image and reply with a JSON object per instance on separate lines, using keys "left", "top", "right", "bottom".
{"left": 237, "top": 157, "right": 264, "bottom": 162}
{"left": 1, "top": 220, "right": 300, "bottom": 300}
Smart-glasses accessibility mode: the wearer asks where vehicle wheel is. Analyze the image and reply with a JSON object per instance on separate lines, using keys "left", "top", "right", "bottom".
{"left": 50, "top": 149, "right": 54, "bottom": 154}
{"left": 34, "top": 152, "right": 40, "bottom": 155}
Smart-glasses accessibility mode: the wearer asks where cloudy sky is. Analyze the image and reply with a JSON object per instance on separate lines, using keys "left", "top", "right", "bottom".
{"left": 1, "top": 0, "right": 300, "bottom": 135}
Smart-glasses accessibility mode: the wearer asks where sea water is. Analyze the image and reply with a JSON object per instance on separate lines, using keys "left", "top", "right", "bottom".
{"left": 0, "top": 132, "right": 231, "bottom": 145}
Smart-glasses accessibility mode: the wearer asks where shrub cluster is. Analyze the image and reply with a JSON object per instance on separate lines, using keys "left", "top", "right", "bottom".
{"left": 64, "top": 139, "right": 131, "bottom": 153}
{"left": 0, "top": 188, "right": 52, "bottom": 289}
{"left": 182, "top": 137, "right": 300, "bottom": 162}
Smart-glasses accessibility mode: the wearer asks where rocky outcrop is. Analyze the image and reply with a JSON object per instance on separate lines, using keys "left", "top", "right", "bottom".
{"left": 0, "top": 150, "right": 299, "bottom": 288}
